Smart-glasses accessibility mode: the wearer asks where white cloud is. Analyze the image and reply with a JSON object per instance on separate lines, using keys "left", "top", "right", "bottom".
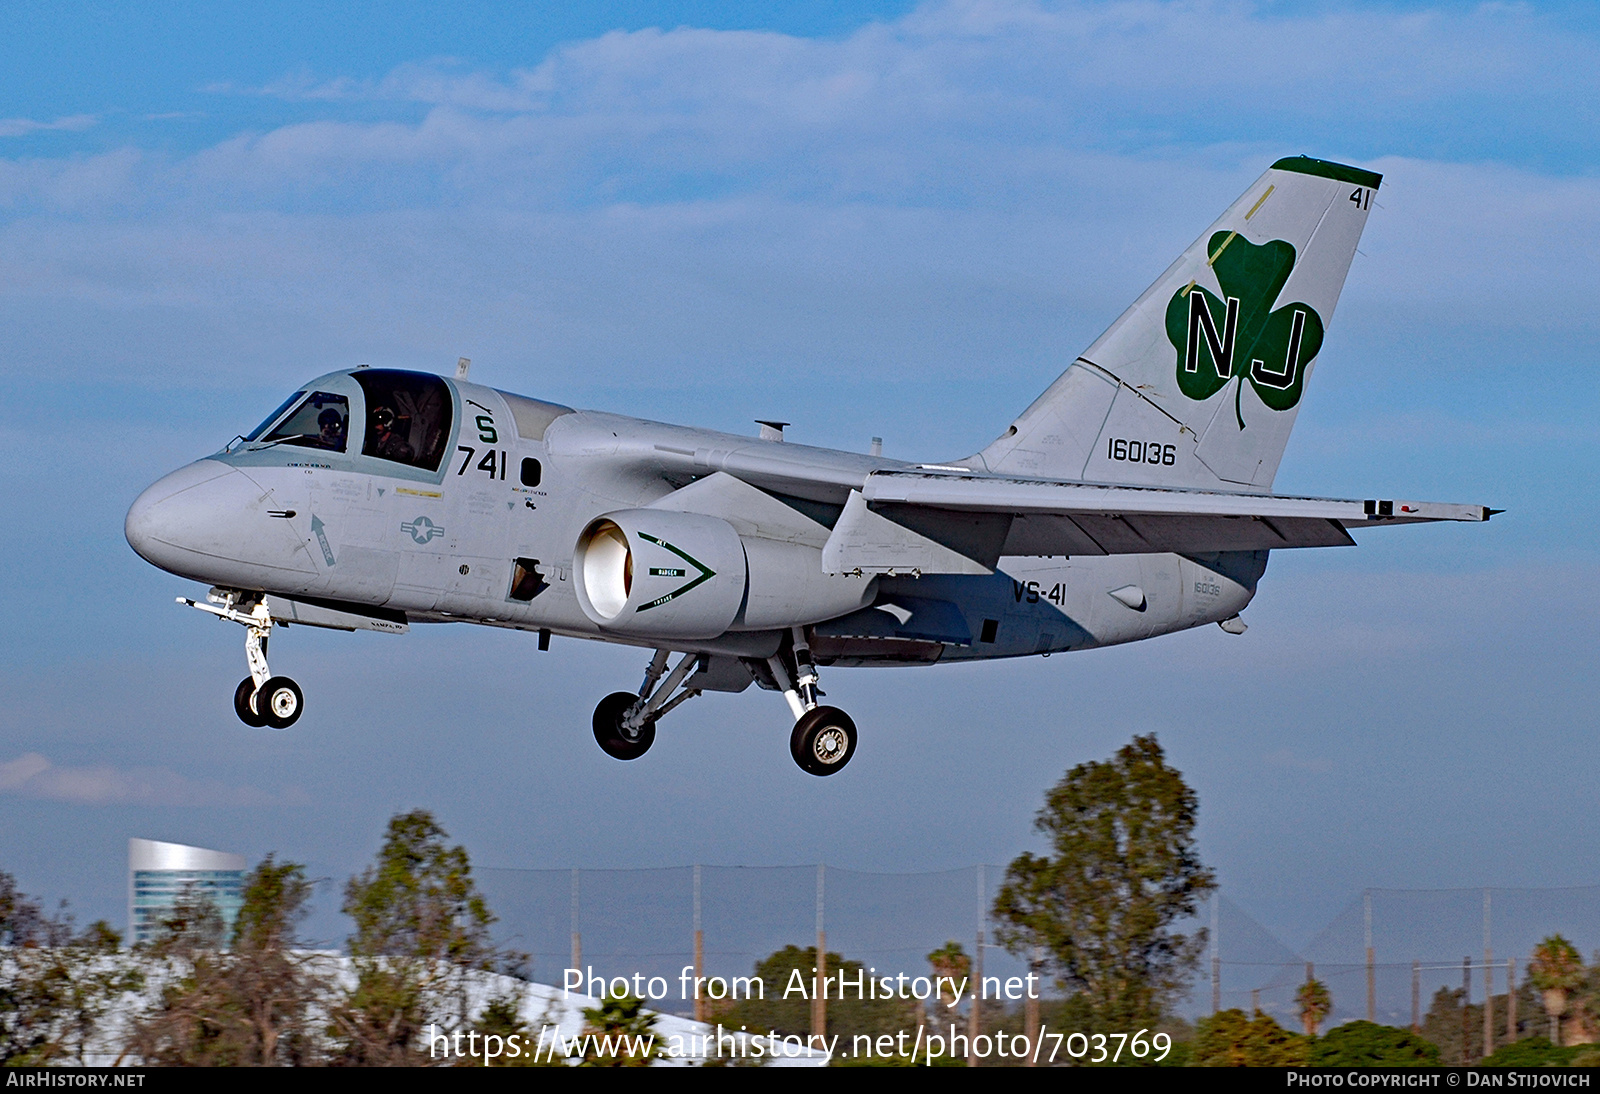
{"left": 0, "top": 114, "right": 96, "bottom": 139}
{"left": 0, "top": 0, "right": 1593, "bottom": 417}
{"left": 0, "top": 752, "right": 305, "bottom": 808}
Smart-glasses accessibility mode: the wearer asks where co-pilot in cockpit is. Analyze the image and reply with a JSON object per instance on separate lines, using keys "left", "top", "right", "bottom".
{"left": 238, "top": 369, "right": 453, "bottom": 471}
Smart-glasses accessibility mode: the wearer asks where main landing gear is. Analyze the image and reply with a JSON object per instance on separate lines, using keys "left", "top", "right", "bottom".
{"left": 768, "top": 627, "right": 856, "bottom": 777}
{"left": 592, "top": 628, "right": 858, "bottom": 777}
{"left": 593, "top": 649, "right": 704, "bottom": 760}
{"left": 181, "top": 589, "right": 304, "bottom": 730}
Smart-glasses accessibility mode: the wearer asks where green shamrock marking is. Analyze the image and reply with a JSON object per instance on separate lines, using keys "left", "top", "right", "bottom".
{"left": 1164, "top": 232, "right": 1324, "bottom": 428}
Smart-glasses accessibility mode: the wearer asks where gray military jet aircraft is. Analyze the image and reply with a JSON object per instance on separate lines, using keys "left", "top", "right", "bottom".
{"left": 126, "top": 156, "right": 1492, "bottom": 775}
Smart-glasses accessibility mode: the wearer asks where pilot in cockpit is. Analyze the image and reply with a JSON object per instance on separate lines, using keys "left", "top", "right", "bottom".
{"left": 316, "top": 408, "right": 347, "bottom": 451}
{"left": 369, "top": 405, "right": 414, "bottom": 462}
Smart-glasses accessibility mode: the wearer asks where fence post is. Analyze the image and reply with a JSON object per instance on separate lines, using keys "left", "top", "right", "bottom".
{"left": 813, "top": 864, "right": 826, "bottom": 1042}
{"left": 1365, "top": 890, "right": 1375, "bottom": 1022}
{"left": 1411, "top": 959, "right": 1420, "bottom": 1033}
{"left": 693, "top": 864, "right": 704, "bottom": 1022}
{"left": 570, "top": 868, "right": 581, "bottom": 975}
{"left": 1507, "top": 957, "right": 1517, "bottom": 1040}
{"left": 1211, "top": 893, "right": 1221, "bottom": 1014}
{"left": 1026, "top": 945, "right": 1042, "bottom": 1068}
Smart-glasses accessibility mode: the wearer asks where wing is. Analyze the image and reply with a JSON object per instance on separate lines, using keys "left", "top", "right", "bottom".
{"left": 819, "top": 470, "right": 1493, "bottom": 575}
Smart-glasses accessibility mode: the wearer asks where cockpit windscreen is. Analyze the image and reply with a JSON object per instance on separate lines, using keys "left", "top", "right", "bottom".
{"left": 245, "top": 392, "right": 305, "bottom": 442}
{"left": 260, "top": 392, "right": 351, "bottom": 452}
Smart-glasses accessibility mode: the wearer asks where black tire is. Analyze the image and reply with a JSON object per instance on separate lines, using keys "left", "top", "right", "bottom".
{"left": 234, "top": 677, "right": 269, "bottom": 728}
{"left": 593, "top": 691, "right": 656, "bottom": 760}
{"left": 258, "top": 676, "right": 304, "bottom": 730}
{"left": 790, "top": 706, "right": 857, "bottom": 776}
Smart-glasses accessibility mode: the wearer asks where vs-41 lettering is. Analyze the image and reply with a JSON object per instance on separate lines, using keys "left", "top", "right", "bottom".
{"left": 1013, "top": 580, "right": 1066, "bottom": 606}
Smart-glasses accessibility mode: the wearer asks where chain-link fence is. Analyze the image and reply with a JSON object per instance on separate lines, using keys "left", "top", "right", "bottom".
{"left": 477, "top": 865, "right": 1600, "bottom": 1034}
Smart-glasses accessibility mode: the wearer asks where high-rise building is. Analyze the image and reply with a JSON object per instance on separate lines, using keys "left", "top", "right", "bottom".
{"left": 128, "top": 838, "right": 246, "bottom": 946}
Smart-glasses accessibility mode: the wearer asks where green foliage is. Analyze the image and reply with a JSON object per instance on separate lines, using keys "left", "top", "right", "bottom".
{"left": 329, "top": 810, "right": 506, "bottom": 1065}
{"left": 342, "top": 809, "right": 495, "bottom": 967}
{"left": 577, "top": 992, "right": 661, "bottom": 1067}
{"left": 1296, "top": 978, "right": 1331, "bottom": 1036}
{"left": 130, "top": 855, "right": 323, "bottom": 1066}
{"left": 1530, "top": 936, "right": 1584, "bottom": 993}
{"left": 712, "top": 945, "right": 916, "bottom": 1042}
{"left": 0, "top": 871, "right": 143, "bottom": 1066}
{"left": 1480, "top": 1037, "right": 1586, "bottom": 1067}
{"left": 1309, "top": 1021, "right": 1440, "bottom": 1067}
{"left": 992, "top": 735, "right": 1215, "bottom": 1029}
{"left": 462, "top": 993, "right": 565, "bottom": 1067}
{"left": 1191, "top": 1008, "right": 1308, "bottom": 1066}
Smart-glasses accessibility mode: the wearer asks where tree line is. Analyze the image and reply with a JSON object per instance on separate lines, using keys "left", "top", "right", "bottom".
{"left": 5, "top": 736, "right": 1599, "bottom": 1065}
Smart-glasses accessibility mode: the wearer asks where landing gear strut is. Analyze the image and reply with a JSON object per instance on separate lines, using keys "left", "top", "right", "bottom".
{"left": 592, "top": 649, "right": 703, "bottom": 761}
{"left": 770, "top": 627, "right": 857, "bottom": 777}
{"left": 182, "top": 588, "right": 304, "bottom": 730}
{"left": 592, "top": 631, "right": 859, "bottom": 776}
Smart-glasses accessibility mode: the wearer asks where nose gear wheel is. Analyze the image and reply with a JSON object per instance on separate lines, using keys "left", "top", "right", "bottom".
{"left": 258, "top": 676, "right": 304, "bottom": 729}
{"left": 234, "top": 677, "right": 269, "bottom": 728}
{"left": 184, "top": 590, "right": 307, "bottom": 730}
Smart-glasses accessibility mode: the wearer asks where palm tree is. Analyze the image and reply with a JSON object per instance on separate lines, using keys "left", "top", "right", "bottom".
{"left": 1297, "top": 977, "right": 1332, "bottom": 1038}
{"left": 1529, "top": 935, "right": 1584, "bottom": 1046}
{"left": 926, "top": 940, "right": 971, "bottom": 1008}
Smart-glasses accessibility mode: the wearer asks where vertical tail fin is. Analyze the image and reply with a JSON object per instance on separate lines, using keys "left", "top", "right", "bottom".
{"left": 974, "top": 156, "right": 1381, "bottom": 492}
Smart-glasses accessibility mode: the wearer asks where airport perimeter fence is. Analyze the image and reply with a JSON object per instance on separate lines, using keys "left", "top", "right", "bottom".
{"left": 477, "top": 864, "right": 1029, "bottom": 1016}
{"left": 477, "top": 867, "right": 1600, "bottom": 1032}
{"left": 1196, "top": 886, "right": 1600, "bottom": 1033}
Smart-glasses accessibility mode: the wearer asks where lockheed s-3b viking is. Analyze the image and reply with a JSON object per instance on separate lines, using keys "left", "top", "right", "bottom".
{"left": 125, "top": 156, "right": 1493, "bottom": 775}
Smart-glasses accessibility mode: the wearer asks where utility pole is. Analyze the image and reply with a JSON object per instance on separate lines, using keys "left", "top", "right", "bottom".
{"left": 1483, "top": 890, "right": 1494, "bottom": 1060}
{"left": 1462, "top": 956, "right": 1473, "bottom": 1064}
{"left": 969, "top": 865, "right": 984, "bottom": 1067}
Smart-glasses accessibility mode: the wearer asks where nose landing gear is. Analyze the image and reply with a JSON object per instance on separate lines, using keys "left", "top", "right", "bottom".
{"left": 183, "top": 589, "right": 305, "bottom": 730}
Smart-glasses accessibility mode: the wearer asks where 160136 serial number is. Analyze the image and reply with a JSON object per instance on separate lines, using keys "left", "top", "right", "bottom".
{"left": 1107, "top": 438, "right": 1177, "bottom": 466}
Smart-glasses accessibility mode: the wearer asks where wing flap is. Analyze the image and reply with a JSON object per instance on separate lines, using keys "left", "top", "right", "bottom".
{"left": 818, "top": 470, "right": 1488, "bottom": 572}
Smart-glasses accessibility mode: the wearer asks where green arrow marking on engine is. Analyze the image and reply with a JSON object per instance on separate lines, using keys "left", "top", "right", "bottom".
{"left": 310, "top": 514, "right": 336, "bottom": 567}
{"left": 635, "top": 533, "right": 715, "bottom": 611}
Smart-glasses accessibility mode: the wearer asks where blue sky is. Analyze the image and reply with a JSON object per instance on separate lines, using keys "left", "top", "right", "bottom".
{"left": 2, "top": 0, "right": 1597, "bottom": 998}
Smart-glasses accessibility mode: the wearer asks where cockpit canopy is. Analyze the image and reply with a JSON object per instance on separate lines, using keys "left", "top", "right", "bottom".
{"left": 242, "top": 370, "right": 452, "bottom": 472}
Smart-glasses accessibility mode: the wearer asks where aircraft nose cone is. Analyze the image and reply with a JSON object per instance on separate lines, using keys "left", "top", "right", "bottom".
{"left": 125, "top": 460, "right": 260, "bottom": 577}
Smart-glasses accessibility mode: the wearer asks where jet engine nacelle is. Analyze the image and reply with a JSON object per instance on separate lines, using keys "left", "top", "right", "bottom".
{"left": 574, "top": 509, "right": 874, "bottom": 639}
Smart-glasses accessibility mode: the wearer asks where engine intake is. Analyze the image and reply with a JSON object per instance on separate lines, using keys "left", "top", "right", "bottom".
{"left": 574, "top": 508, "right": 874, "bottom": 639}
{"left": 574, "top": 510, "right": 748, "bottom": 639}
